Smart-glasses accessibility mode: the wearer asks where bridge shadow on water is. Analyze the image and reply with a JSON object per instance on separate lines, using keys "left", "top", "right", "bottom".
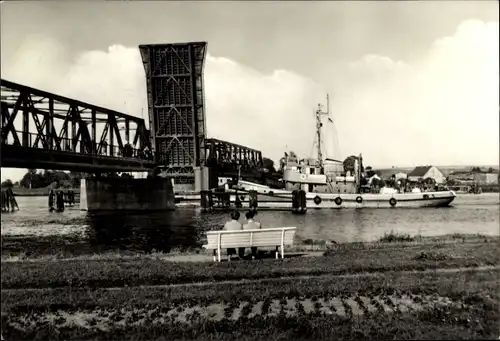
{"left": 1, "top": 205, "right": 225, "bottom": 258}
{"left": 80, "top": 207, "right": 232, "bottom": 255}
{"left": 85, "top": 210, "right": 206, "bottom": 254}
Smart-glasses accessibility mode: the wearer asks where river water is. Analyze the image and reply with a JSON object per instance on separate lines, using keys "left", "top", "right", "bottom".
{"left": 1, "top": 194, "right": 498, "bottom": 257}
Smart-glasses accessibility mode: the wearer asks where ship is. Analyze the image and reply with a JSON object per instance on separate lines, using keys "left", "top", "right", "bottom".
{"left": 221, "top": 94, "right": 457, "bottom": 211}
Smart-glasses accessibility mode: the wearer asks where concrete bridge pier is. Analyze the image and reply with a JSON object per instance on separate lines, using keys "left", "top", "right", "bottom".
{"left": 79, "top": 177, "right": 175, "bottom": 211}
{"left": 195, "top": 167, "right": 212, "bottom": 192}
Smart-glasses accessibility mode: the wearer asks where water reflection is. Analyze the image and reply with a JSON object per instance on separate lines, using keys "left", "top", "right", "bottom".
{"left": 351, "top": 210, "right": 368, "bottom": 242}
{"left": 86, "top": 210, "right": 204, "bottom": 253}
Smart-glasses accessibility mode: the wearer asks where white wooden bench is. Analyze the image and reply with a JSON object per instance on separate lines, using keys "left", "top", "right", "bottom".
{"left": 203, "top": 227, "right": 297, "bottom": 262}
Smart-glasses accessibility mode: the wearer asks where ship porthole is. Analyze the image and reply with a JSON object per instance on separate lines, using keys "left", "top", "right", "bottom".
{"left": 300, "top": 174, "right": 307, "bottom": 180}
{"left": 240, "top": 195, "right": 245, "bottom": 201}
{"left": 313, "top": 196, "right": 322, "bottom": 205}
{"left": 334, "top": 197, "right": 342, "bottom": 206}
{"left": 389, "top": 198, "right": 397, "bottom": 207}
{"left": 423, "top": 194, "right": 429, "bottom": 200}
{"left": 356, "top": 196, "right": 363, "bottom": 204}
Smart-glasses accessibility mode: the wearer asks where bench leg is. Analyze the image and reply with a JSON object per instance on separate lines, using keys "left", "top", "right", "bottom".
{"left": 213, "top": 250, "right": 216, "bottom": 262}
{"left": 281, "top": 242, "right": 285, "bottom": 259}
{"left": 275, "top": 246, "right": 279, "bottom": 259}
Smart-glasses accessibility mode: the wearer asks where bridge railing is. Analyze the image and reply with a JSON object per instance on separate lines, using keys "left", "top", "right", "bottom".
{"left": 2, "top": 131, "right": 154, "bottom": 161}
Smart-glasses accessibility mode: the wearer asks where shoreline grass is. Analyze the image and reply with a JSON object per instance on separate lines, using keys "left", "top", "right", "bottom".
{"left": 2, "top": 235, "right": 498, "bottom": 289}
{"left": 1, "top": 232, "right": 495, "bottom": 262}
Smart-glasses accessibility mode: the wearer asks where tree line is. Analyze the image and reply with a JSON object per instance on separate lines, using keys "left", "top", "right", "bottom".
{"left": 1, "top": 169, "right": 83, "bottom": 189}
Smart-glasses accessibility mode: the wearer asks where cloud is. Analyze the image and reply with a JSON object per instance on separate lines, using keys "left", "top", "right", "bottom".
{"left": 204, "top": 56, "right": 324, "bottom": 159}
{"left": 1, "top": 19, "right": 498, "bottom": 182}
{"left": 329, "top": 19, "right": 499, "bottom": 168}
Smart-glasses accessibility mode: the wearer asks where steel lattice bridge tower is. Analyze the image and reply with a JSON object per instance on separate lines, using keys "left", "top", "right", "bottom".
{"left": 139, "top": 42, "right": 263, "bottom": 190}
{"left": 139, "top": 42, "right": 207, "bottom": 185}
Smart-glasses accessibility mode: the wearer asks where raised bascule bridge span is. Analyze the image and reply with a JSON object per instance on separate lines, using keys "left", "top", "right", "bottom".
{"left": 1, "top": 41, "right": 267, "bottom": 210}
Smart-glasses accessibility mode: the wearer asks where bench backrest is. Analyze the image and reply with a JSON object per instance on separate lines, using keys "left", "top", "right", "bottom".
{"left": 204, "top": 227, "right": 296, "bottom": 249}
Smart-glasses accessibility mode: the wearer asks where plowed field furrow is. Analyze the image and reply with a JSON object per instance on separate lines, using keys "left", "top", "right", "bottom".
{"left": 4, "top": 293, "right": 467, "bottom": 332}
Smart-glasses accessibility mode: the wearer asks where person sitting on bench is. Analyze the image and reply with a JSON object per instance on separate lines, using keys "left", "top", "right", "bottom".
{"left": 243, "top": 210, "right": 261, "bottom": 259}
{"left": 223, "top": 210, "right": 244, "bottom": 260}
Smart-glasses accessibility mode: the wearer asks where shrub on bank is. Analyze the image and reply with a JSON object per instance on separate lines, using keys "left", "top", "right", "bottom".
{"left": 414, "top": 251, "right": 453, "bottom": 261}
{"left": 379, "top": 231, "right": 415, "bottom": 243}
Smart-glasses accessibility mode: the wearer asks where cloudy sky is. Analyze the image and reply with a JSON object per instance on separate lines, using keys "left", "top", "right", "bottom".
{"left": 1, "top": 1, "right": 499, "bottom": 181}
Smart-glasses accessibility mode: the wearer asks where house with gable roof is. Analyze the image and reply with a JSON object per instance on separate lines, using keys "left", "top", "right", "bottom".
{"left": 407, "top": 166, "right": 446, "bottom": 184}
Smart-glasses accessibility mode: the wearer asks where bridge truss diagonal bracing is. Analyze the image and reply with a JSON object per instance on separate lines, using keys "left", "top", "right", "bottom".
{"left": 1, "top": 79, "right": 155, "bottom": 172}
{"left": 205, "top": 138, "right": 263, "bottom": 174}
{"left": 139, "top": 42, "right": 207, "bottom": 182}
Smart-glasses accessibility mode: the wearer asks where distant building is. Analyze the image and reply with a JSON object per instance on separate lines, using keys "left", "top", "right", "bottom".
{"left": 447, "top": 172, "right": 475, "bottom": 182}
{"left": 393, "top": 172, "right": 408, "bottom": 181}
{"left": 408, "top": 166, "right": 446, "bottom": 184}
{"left": 477, "top": 173, "right": 499, "bottom": 185}
{"left": 448, "top": 172, "right": 499, "bottom": 185}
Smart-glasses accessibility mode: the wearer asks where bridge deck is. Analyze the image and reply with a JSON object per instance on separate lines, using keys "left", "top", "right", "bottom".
{"left": 1, "top": 144, "right": 156, "bottom": 173}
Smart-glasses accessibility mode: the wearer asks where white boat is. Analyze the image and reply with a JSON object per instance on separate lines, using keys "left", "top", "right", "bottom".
{"left": 228, "top": 95, "right": 456, "bottom": 210}
{"left": 229, "top": 180, "right": 456, "bottom": 210}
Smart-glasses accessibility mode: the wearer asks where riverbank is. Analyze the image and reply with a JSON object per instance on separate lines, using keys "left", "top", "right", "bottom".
{"left": 1, "top": 233, "right": 499, "bottom": 340}
{"left": 1, "top": 231, "right": 496, "bottom": 262}
{"left": 11, "top": 187, "right": 80, "bottom": 197}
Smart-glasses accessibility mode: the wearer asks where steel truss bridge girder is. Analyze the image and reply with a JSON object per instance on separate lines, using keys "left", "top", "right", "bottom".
{"left": 205, "top": 138, "right": 263, "bottom": 173}
{"left": 139, "top": 42, "right": 207, "bottom": 177}
{"left": 1, "top": 79, "right": 153, "bottom": 171}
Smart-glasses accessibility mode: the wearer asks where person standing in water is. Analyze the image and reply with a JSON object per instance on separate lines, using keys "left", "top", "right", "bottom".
{"left": 243, "top": 210, "right": 262, "bottom": 259}
{"left": 56, "top": 190, "right": 65, "bottom": 212}
{"left": 1, "top": 191, "right": 9, "bottom": 212}
{"left": 7, "top": 188, "right": 18, "bottom": 211}
{"left": 49, "top": 190, "right": 55, "bottom": 211}
{"left": 223, "top": 210, "right": 243, "bottom": 260}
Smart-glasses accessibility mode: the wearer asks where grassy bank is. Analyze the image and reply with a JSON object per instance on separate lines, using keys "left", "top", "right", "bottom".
{"left": 1, "top": 230, "right": 494, "bottom": 260}
{"left": 1, "top": 234, "right": 499, "bottom": 340}
{"left": 2, "top": 235, "right": 498, "bottom": 289}
{"left": 3, "top": 266, "right": 498, "bottom": 312}
{"left": 10, "top": 187, "right": 80, "bottom": 196}
{"left": 10, "top": 187, "right": 48, "bottom": 196}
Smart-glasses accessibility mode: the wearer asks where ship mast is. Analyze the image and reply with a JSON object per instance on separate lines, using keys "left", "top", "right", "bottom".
{"left": 315, "top": 94, "right": 330, "bottom": 172}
